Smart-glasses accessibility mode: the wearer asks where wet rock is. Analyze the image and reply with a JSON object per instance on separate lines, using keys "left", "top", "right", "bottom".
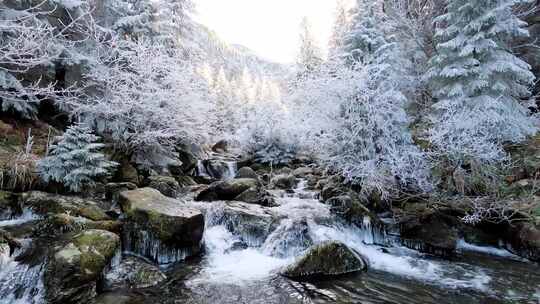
{"left": 281, "top": 241, "right": 367, "bottom": 279}
{"left": 505, "top": 222, "right": 540, "bottom": 261}
{"left": 103, "top": 256, "right": 166, "bottom": 290}
{"left": 270, "top": 174, "right": 298, "bottom": 190}
{"left": 234, "top": 187, "right": 277, "bottom": 207}
{"left": 175, "top": 176, "right": 197, "bottom": 188}
{"left": 292, "top": 167, "right": 313, "bottom": 178}
{"left": 119, "top": 188, "right": 204, "bottom": 264}
{"left": 235, "top": 167, "right": 259, "bottom": 179}
{"left": 195, "top": 178, "right": 260, "bottom": 201}
{"left": 45, "top": 229, "right": 120, "bottom": 304}
{"left": 210, "top": 201, "right": 277, "bottom": 246}
{"left": 36, "top": 213, "right": 122, "bottom": 237}
{"left": 400, "top": 212, "right": 459, "bottom": 257}
{"left": 262, "top": 219, "right": 313, "bottom": 257}
{"left": 146, "top": 175, "right": 180, "bottom": 198}
{"left": 0, "top": 190, "right": 21, "bottom": 218}
{"left": 22, "top": 191, "right": 111, "bottom": 221}
{"left": 325, "top": 195, "right": 372, "bottom": 227}
{"left": 212, "top": 139, "right": 229, "bottom": 153}
{"left": 0, "top": 229, "right": 21, "bottom": 255}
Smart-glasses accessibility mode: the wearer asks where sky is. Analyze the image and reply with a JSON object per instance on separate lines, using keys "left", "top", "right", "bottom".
{"left": 195, "top": 0, "right": 347, "bottom": 63}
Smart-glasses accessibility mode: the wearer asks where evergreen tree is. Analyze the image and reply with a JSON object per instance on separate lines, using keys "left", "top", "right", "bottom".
{"left": 297, "top": 17, "right": 324, "bottom": 79}
{"left": 38, "top": 123, "right": 117, "bottom": 192}
{"left": 328, "top": 0, "right": 351, "bottom": 59}
{"left": 426, "top": 0, "right": 537, "bottom": 164}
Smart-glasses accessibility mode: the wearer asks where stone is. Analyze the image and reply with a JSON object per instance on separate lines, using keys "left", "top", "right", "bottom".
{"left": 146, "top": 175, "right": 180, "bottom": 198}
{"left": 103, "top": 256, "right": 166, "bottom": 290}
{"left": 281, "top": 241, "right": 367, "bottom": 279}
{"left": 22, "top": 191, "right": 111, "bottom": 221}
{"left": 504, "top": 222, "right": 540, "bottom": 262}
{"left": 292, "top": 167, "right": 313, "bottom": 178}
{"left": 118, "top": 160, "right": 140, "bottom": 185}
{"left": 270, "top": 174, "right": 298, "bottom": 190}
{"left": 212, "top": 139, "right": 229, "bottom": 153}
{"left": 119, "top": 188, "right": 204, "bottom": 264}
{"left": 105, "top": 182, "right": 138, "bottom": 202}
{"left": 195, "top": 178, "right": 260, "bottom": 201}
{"left": 235, "top": 167, "right": 259, "bottom": 179}
{"left": 325, "top": 195, "right": 372, "bottom": 227}
{"left": 212, "top": 201, "right": 277, "bottom": 246}
{"left": 400, "top": 212, "right": 459, "bottom": 257}
{"left": 233, "top": 187, "right": 276, "bottom": 207}
{"left": 36, "top": 213, "right": 122, "bottom": 237}
{"left": 45, "top": 229, "right": 120, "bottom": 304}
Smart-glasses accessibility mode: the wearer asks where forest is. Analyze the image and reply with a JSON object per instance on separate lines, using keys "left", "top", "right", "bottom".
{"left": 0, "top": 0, "right": 539, "bottom": 303}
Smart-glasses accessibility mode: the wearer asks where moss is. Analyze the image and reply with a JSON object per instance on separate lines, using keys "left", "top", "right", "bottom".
{"left": 73, "top": 230, "right": 120, "bottom": 277}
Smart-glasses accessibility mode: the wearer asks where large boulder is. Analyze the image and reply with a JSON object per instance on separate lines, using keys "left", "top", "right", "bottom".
{"left": 233, "top": 187, "right": 277, "bottom": 207}
{"left": 400, "top": 211, "right": 459, "bottom": 257}
{"left": 195, "top": 178, "right": 260, "bottom": 201}
{"left": 119, "top": 188, "right": 204, "bottom": 264}
{"left": 22, "top": 192, "right": 110, "bottom": 221}
{"left": 36, "top": 214, "right": 122, "bottom": 237}
{"left": 504, "top": 222, "right": 540, "bottom": 262}
{"left": 292, "top": 167, "right": 314, "bottom": 178}
{"left": 280, "top": 241, "right": 367, "bottom": 279}
{"left": 146, "top": 175, "right": 180, "bottom": 198}
{"left": 209, "top": 201, "right": 277, "bottom": 246}
{"left": 45, "top": 229, "right": 120, "bottom": 304}
{"left": 103, "top": 256, "right": 166, "bottom": 291}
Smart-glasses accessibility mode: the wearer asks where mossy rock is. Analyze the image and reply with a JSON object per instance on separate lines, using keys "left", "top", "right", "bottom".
{"left": 103, "top": 256, "right": 166, "bottom": 290}
{"left": 281, "top": 241, "right": 367, "bottom": 279}
{"left": 22, "top": 191, "right": 110, "bottom": 221}
{"left": 45, "top": 229, "right": 120, "bottom": 303}
{"left": 119, "top": 188, "right": 204, "bottom": 263}
{"left": 36, "top": 214, "right": 122, "bottom": 237}
{"left": 195, "top": 178, "right": 260, "bottom": 201}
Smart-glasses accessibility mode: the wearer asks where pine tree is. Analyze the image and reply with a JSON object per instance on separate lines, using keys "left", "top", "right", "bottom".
{"left": 426, "top": 0, "right": 537, "bottom": 164}
{"left": 328, "top": 0, "right": 351, "bottom": 59}
{"left": 38, "top": 123, "right": 117, "bottom": 192}
{"left": 297, "top": 17, "right": 324, "bottom": 79}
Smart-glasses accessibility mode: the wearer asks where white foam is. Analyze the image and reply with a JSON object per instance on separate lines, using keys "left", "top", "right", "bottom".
{"left": 0, "top": 209, "right": 39, "bottom": 227}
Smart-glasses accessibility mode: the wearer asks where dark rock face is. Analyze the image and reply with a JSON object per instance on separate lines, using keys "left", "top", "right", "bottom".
{"left": 45, "top": 229, "right": 120, "bottom": 304}
{"left": 235, "top": 167, "right": 259, "bottom": 179}
{"left": 119, "top": 188, "right": 204, "bottom": 264}
{"left": 195, "top": 178, "right": 260, "bottom": 201}
{"left": 400, "top": 212, "right": 459, "bottom": 257}
{"left": 105, "top": 183, "right": 138, "bottom": 202}
{"left": 281, "top": 241, "right": 367, "bottom": 279}
{"left": 505, "top": 222, "right": 540, "bottom": 262}
{"left": 146, "top": 176, "right": 180, "bottom": 198}
{"left": 22, "top": 191, "right": 111, "bottom": 221}
{"left": 212, "top": 140, "right": 229, "bottom": 153}
{"left": 103, "top": 256, "right": 166, "bottom": 291}
{"left": 233, "top": 187, "right": 277, "bottom": 207}
{"left": 117, "top": 160, "right": 140, "bottom": 185}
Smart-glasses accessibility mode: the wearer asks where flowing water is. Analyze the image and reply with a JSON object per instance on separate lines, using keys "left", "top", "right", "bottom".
{"left": 1, "top": 179, "right": 539, "bottom": 303}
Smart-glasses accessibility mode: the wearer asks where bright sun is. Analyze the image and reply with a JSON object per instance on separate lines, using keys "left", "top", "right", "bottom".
{"left": 195, "top": 0, "right": 347, "bottom": 63}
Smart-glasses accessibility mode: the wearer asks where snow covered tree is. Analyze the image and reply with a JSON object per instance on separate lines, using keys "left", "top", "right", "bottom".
{"left": 0, "top": 3, "right": 81, "bottom": 119}
{"left": 426, "top": 0, "right": 538, "bottom": 164}
{"left": 297, "top": 17, "right": 324, "bottom": 79}
{"left": 329, "top": 0, "right": 351, "bottom": 59}
{"left": 38, "top": 123, "right": 117, "bottom": 192}
{"left": 325, "top": 0, "right": 431, "bottom": 198}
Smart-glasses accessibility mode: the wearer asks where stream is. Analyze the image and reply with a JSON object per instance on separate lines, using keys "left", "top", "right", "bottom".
{"left": 1, "top": 176, "right": 539, "bottom": 303}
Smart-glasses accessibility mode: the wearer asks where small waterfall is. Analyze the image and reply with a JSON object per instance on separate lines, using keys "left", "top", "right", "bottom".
{"left": 196, "top": 160, "right": 210, "bottom": 177}
{"left": 190, "top": 179, "right": 495, "bottom": 292}
{"left": 196, "top": 159, "right": 238, "bottom": 180}
{"left": 0, "top": 208, "right": 40, "bottom": 227}
{"left": 224, "top": 161, "right": 237, "bottom": 180}
{"left": 0, "top": 240, "right": 45, "bottom": 304}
